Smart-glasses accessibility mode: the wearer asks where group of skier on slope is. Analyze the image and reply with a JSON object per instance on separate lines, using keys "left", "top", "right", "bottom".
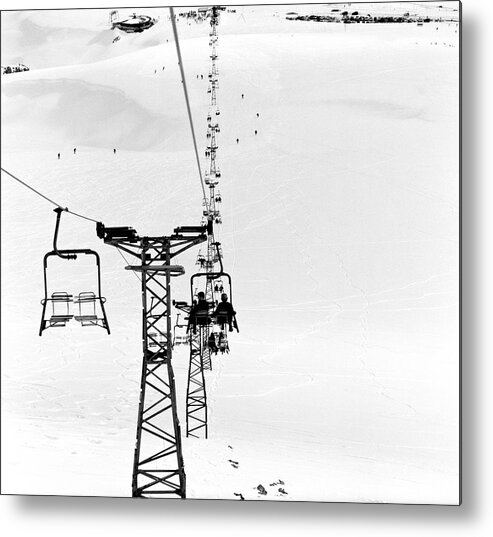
{"left": 58, "top": 148, "right": 117, "bottom": 159}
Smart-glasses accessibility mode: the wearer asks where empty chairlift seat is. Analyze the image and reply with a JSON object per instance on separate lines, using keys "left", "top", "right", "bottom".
{"left": 41, "top": 292, "right": 74, "bottom": 329}
{"left": 74, "top": 291, "right": 107, "bottom": 327}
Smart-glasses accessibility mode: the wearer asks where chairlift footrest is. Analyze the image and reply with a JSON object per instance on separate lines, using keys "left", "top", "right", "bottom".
{"left": 74, "top": 315, "right": 98, "bottom": 321}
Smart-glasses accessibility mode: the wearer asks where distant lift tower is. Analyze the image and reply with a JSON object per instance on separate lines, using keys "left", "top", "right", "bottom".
{"left": 183, "top": 4, "right": 224, "bottom": 439}
{"left": 97, "top": 222, "right": 208, "bottom": 498}
{"left": 202, "top": 3, "right": 223, "bottom": 366}
{"left": 174, "top": 298, "right": 208, "bottom": 439}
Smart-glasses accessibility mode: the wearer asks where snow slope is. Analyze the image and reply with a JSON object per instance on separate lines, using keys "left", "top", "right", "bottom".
{"left": 1, "top": 3, "right": 459, "bottom": 503}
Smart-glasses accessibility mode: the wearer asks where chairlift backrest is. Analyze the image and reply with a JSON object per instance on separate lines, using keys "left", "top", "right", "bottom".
{"left": 50, "top": 292, "right": 73, "bottom": 316}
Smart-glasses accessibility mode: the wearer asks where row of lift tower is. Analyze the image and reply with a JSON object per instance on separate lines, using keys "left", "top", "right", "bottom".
{"left": 38, "top": 6, "right": 231, "bottom": 498}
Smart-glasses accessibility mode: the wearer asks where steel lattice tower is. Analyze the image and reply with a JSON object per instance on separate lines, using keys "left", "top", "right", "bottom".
{"left": 186, "top": 323, "right": 208, "bottom": 438}
{"left": 98, "top": 224, "right": 207, "bottom": 497}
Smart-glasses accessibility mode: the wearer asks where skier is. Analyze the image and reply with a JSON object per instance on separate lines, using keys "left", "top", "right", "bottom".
{"left": 214, "top": 293, "right": 236, "bottom": 332}
{"left": 73, "top": 147, "right": 76, "bottom": 154}
{"left": 208, "top": 332, "right": 218, "bottom": 354}
{"left": 236, "top": 138, "right": 239, "bottom": 144}
{"left": 256, "top": 113, "right": 259, "bottom": 118}
{"left": 113, "top": 148, "right": 117, "bottom": 154}
{"left": 255, "top": 130, "right": 257, "bottom": 135}
{"left": 57, "top": 153, "right": 60, "bottom": 160}
{"left": 188, "top": 292, "right": 210, "bottom": 333}
{"left": 241, "top": 93, "right": 244, "bottom": 99}
{"left": 218, "top": 332, "right": 229, "bottom": 354}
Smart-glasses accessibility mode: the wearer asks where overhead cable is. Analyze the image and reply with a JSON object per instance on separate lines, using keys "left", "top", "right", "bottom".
{"left": 169, "top": 7, "right": 208, "bottom": 209}
{"left": 116, "top": 247, "right": 142, "bottom": 282}
{"left": 2, "top": 166, "right": 143, "bottom": 277}
{"left": 2, "top": 166, "right": 63, "bottom": 208}
{"left": 1, "top": 166, "right": 100, "bottom": 224}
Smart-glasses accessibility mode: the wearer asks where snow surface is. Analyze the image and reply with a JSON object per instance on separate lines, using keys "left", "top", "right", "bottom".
{"left": 1, "top": 3, "right": 459, "bottom": 503}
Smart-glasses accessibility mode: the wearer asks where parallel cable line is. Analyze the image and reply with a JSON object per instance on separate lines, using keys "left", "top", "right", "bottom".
{"left": 2, "top": 166, "right": 64, "bottom": 208}
{"left": 2, "top": 166, "right": 100, "bottom": 224}
{"left": 169, "top": 7, "right": 208, "bottom": 209}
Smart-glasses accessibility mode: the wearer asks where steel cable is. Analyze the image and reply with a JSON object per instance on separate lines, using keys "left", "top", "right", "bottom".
{"left": 169, "top": 7, "right": 208, "bottom": 210}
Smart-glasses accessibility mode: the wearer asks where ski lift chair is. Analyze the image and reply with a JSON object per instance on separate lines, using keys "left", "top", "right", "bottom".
{"left": 39, "top": 249, "right": 110, "bottom": 336}
{"left": 39, "top": 208, "right": 110, "bottom": 336}
{"left": 190, "top": 243, "right": 238, "bottom": 336}
{"left": 218, "top": 331, "right": 229, "bottom": 354}
{"left": 213, "top": 280, "right": 221, "bottom": 292}
{"left": 175, "top": 335, "right": 189, "bottom": 346}
{"left": 148, "top": 332, "right": 158, "bottom": 347}
{"left": 172, "top": 312, "right": 190, "bottom": 347}
{"left": 208, "top": 332, "right": 219, "bottom": 355}
{"left": 147, "top": 330, "right": 168, "bottom": 353}
{"left": 173, "top": 318, "right": 190, "bottom": 345}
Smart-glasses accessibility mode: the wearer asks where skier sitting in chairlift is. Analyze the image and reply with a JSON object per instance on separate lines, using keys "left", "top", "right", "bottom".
{"left": 208, "top": 332, "right": 219, "bottom": 354}
{"left": 214, "top": 293, "right": 236, "bottom": 332}
{"left": 188, "top": 291, "right": 210, "bottom": 334}
{"left": 218, "top": 332, "right": 229, "bottom": 354}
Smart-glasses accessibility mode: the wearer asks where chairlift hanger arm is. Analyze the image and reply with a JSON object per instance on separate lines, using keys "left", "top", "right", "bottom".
{"left": 214, "top": 241, "right": 224, "bottom": 273}
{"left": 53, "top": 207, "right": 76, "bottom": 260}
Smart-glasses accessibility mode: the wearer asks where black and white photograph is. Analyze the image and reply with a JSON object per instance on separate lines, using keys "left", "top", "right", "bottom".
{"left": 1, "top": 1, "right": 460, "bottom": 507}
